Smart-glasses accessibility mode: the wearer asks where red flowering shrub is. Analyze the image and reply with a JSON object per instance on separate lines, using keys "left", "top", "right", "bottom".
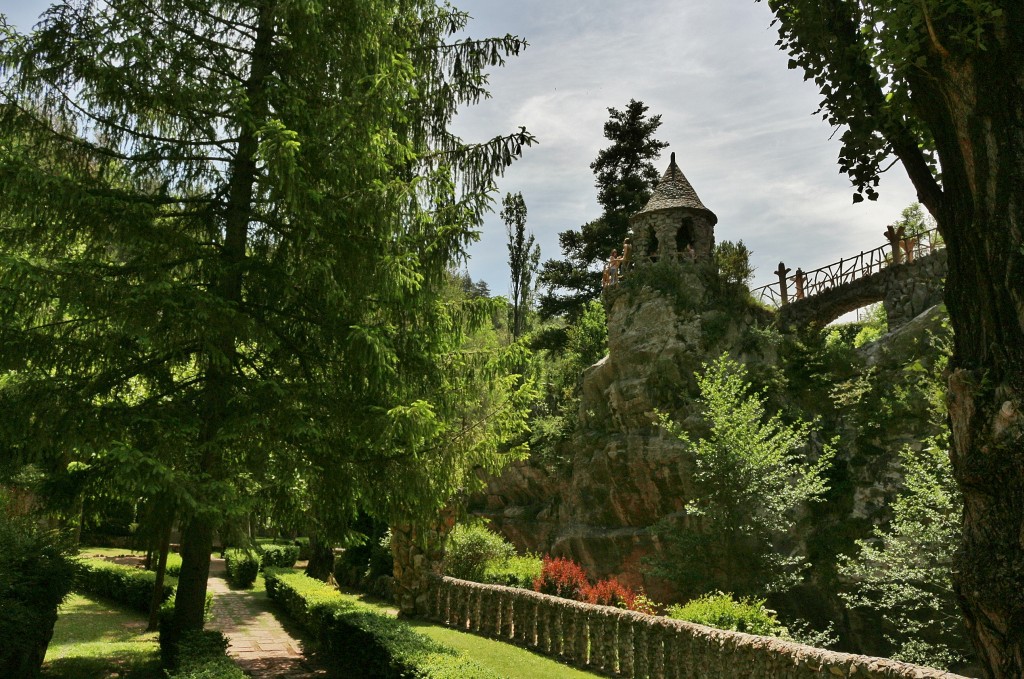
{"left": 583, "top": 577, "right": 636, "bottom": 608}
{"left": 532, "top": 556, "right": 659, "bottom": 615}
{"left": 533, "top": 556, "right": 589, "bottom": 600}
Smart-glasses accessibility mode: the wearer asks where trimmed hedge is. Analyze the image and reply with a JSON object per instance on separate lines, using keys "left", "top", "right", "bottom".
{"left": 259, "top": 544, "right": 299, "bottom": 569}
{"left": 264, "top": 569, "right": 500, "bottom": 679}
{"left": 223, "top": 549, "right": 259, "bottom": 589}
{"left": 165, "top": 629, "right": 246, "bottom": 679}
{"left": 77, "top": 558, "right": 173, "bottom": 613}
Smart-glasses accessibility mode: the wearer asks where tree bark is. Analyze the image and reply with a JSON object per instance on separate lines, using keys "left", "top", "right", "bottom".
{"left": 905, "top": 15, "right": 1024, "bottom": 675}
{"left": 305, "top": 534, "right": 335, "bottom": 582}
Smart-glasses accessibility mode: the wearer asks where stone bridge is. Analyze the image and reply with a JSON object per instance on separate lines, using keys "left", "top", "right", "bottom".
{"left": 751, "top": 230, "right": 946, "bottom": 328}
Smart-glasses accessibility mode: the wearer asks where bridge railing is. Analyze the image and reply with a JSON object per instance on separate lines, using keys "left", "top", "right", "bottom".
{"left": 751, "top": 228, "right": 942, "bottom": 308}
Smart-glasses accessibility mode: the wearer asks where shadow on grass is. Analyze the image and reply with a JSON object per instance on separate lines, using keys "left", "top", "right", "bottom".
{"left": 41, "top": 654, "right": 162, "bottom": 679}
{"left": 43, "top": 594, "right": 160, "bottom": 679}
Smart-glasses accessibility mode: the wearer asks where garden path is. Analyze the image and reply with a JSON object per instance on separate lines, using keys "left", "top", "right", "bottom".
{"left": 207, "top": 558, "right": 330, "bottom": 678}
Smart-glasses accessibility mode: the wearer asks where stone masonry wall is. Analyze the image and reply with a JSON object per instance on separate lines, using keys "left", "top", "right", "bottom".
{"left": 427, "top": 576, "right": 970, "bottom": 679}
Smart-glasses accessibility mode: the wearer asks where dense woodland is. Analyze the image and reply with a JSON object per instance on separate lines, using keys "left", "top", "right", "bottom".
{"left": 1, "top": 2, "right": 1022, "bottom": 679}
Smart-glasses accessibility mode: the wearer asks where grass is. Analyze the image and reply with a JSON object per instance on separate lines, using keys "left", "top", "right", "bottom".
{"left": 42, "top": 593, "right": 161, "bottom": 679}
{"left": 408, "top": 620, "right": 603, "bottom": 679}
{"left": 333, "top": 583, "right": 602, "bottom": 679}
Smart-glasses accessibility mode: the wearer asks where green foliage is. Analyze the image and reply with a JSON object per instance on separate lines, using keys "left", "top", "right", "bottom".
{"left": 161, "top": 552, "right": 183, "bottom": 578}
{"left": 538, "top": 100, "right": 667, "bottom": 320}
{"left": 0, "top": 499, "right": 78, "bottom": 678}
{"left": 666, "top": 592, "right": 836, "bottom": 647}
{"left": 651, "top": 355, "right": 833, "bottom": 597}
{"left": 839, "top": 439, "right": 966, "bottom": 668}
{"left": 503, "top": 192, "right": 540, "bottom": 340}
{"left": 526, "top": 300, "right": 608, "bottom": 468}
{"left": 0, "top": 0, "right": 535, "bottom": 633}
{"left": 76, "top": 558, "right": 173, "bottom": 614}
{"left": 166, "top": 630, "right": 246, "bottom": 679}
{"left": 264, "top": 569, "right": 500, "bottom": 678}
{"left": 714, "top": 240, "right": 755, "bottom": 287}
{"left": 852, "top": 303, "right": 888, "bottom": 346}
{"left": 481, "top": 554, "right": 543, "bottom": 589}
{"left": 836, "top": 328, "right": 967, "bottom": 668}
{"left": 443, "top": 524, "right": 516, "bottom": 582}
{"left": 333, "top": 515, "right": 394, "bottom": 588}
{"left": 666, "top": 592, "right": 783, "bottom": 636}
{"left": 258, "top": 544, "right": 299, "bottom": 569}
{"left": 223, "top": 550, "right": 259, "bottom": 590}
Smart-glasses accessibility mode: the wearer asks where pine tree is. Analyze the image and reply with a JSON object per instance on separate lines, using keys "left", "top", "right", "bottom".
{"left": 0, "top": 0, "right": 533, "bottom": 635}
{"left": 537, "top": 99, "right": 667, "bottom": 321}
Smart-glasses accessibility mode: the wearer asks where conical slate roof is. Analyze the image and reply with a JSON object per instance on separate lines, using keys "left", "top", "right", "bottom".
{"left": 634, "top": 152, "right": 717, "bottom": 224}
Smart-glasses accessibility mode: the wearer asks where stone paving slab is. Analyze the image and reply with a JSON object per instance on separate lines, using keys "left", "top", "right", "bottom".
{"left": 207, "top": 559, "right": 330, "bottom": 678}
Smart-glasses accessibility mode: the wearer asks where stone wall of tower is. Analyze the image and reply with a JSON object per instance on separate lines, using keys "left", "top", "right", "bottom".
{"left": 630, "top": 209, "right": 714, "bottom": 263}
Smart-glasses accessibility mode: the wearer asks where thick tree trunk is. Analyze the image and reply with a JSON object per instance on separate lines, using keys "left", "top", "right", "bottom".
{"left": 305, "top": 534, "right": 335, "bottom": 582}
{"left": 911, "top": 20, "right": 1024, "bottom": 675}
{"left": 171, "top": 518, "right": 215, "bottom": 633}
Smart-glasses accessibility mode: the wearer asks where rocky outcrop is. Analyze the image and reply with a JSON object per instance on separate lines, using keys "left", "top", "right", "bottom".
{"left": 474, "top": 263, "right": 776, "bottom": 599}
{"left": 471, "top": 258, "right": 950, "bottom": 655}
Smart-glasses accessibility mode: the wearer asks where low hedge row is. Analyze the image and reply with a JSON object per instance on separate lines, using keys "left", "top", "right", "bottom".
{"left": 259, "top": 544, "right": 299, "bottom": 569}
{"left": 223, "top": 549, "right": 259, "bottom": 589}
{"left": 77, "top": 558, "right": 174, "bottom": 613}
{"left": 164, "top": 629, "right": 246, "bottom": 679}
{"left": 264, "top": 569, "right": 500, "bottom": 679}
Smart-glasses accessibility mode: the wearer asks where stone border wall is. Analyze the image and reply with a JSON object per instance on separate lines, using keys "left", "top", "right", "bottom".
{"left": 427, "top": 576, "right": 971, "bottom": 679}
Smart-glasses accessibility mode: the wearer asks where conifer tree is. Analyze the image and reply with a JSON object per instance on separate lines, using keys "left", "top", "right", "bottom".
{"left": 538, "top": 99, "right": 667, "bottom": 320}
{"left": 0, "top": 0, "right": 533, "bottom": 635}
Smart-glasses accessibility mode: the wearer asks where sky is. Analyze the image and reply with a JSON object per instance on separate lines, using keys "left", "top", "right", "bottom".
{"left": 1, "top": 1, "right": 921, "bottom": 299}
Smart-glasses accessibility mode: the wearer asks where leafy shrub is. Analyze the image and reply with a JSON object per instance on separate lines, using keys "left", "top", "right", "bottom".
{"left": 77, "top": 558, "right": 173, "bottom": 613}
{"left": 533, "top": 556, "right": 588, "bottom": 600}
{"left": 157, "top": 552, "right": 182, "bottom": 577}
{"left": 161, "top": 628, "right": 245, "bottom": 678}
{"left": 224, "top": 549, "right": 259, "bottom": 589}
{"left": 481, "top": 554, "right": 542, "bottom": 589}
{"left": 259, "top": 544, "right": 299, "bottom": 569}
{"left": 443, "top": 524, "right": 515, "bottom": 582}
{"left": 714, "top": 239, "right": 754, "bottom": 286}
{"left": 334, "top": 518, "right": 393, "bottom": 588}
{"left": 0, "top": 500, "right": 78, "bottom": 678}
{"left": 584, "top": 577, "right": 637, "bottom": 609}
{"left": 264, "top": 569, "right": 499, "bottom": 678}
{"left": 294, "top": 537, "right": 311, "bottom": 561}
{"left": 666, "top": 592, "right": 783, "bottom": 636}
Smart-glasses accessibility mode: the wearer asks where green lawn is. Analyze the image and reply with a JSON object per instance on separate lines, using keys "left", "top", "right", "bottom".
{"left": 408, "top": 620, "right": 603, "bottom": 679}
{"left": 42, "top": 593, "right": 162, "bottom": 679}
{"left": 334, "top": 585, "right": 602, "bottom": 679}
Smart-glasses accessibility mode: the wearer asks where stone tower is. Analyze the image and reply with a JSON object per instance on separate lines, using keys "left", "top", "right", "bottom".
{"left": 630, "top": 152, "right": 717, "bottom": 263}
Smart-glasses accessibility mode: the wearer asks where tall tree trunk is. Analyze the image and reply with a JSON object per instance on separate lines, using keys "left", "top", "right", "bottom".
{"left": 171, "top": 1, "right": 274, "bottom": 637}
{"left": 305, "top": 533, "right": 335, "bottom": 582}
{"left": 912, "top": 31, "right": 1024, "bottom": 676}
{"left": 147, "top": 510, "right": 174, "bottom": 631}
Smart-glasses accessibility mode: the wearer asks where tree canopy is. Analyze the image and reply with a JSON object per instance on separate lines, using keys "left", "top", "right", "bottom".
{"left": 0, "top": 0, "right": 533, "bottom": 635}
